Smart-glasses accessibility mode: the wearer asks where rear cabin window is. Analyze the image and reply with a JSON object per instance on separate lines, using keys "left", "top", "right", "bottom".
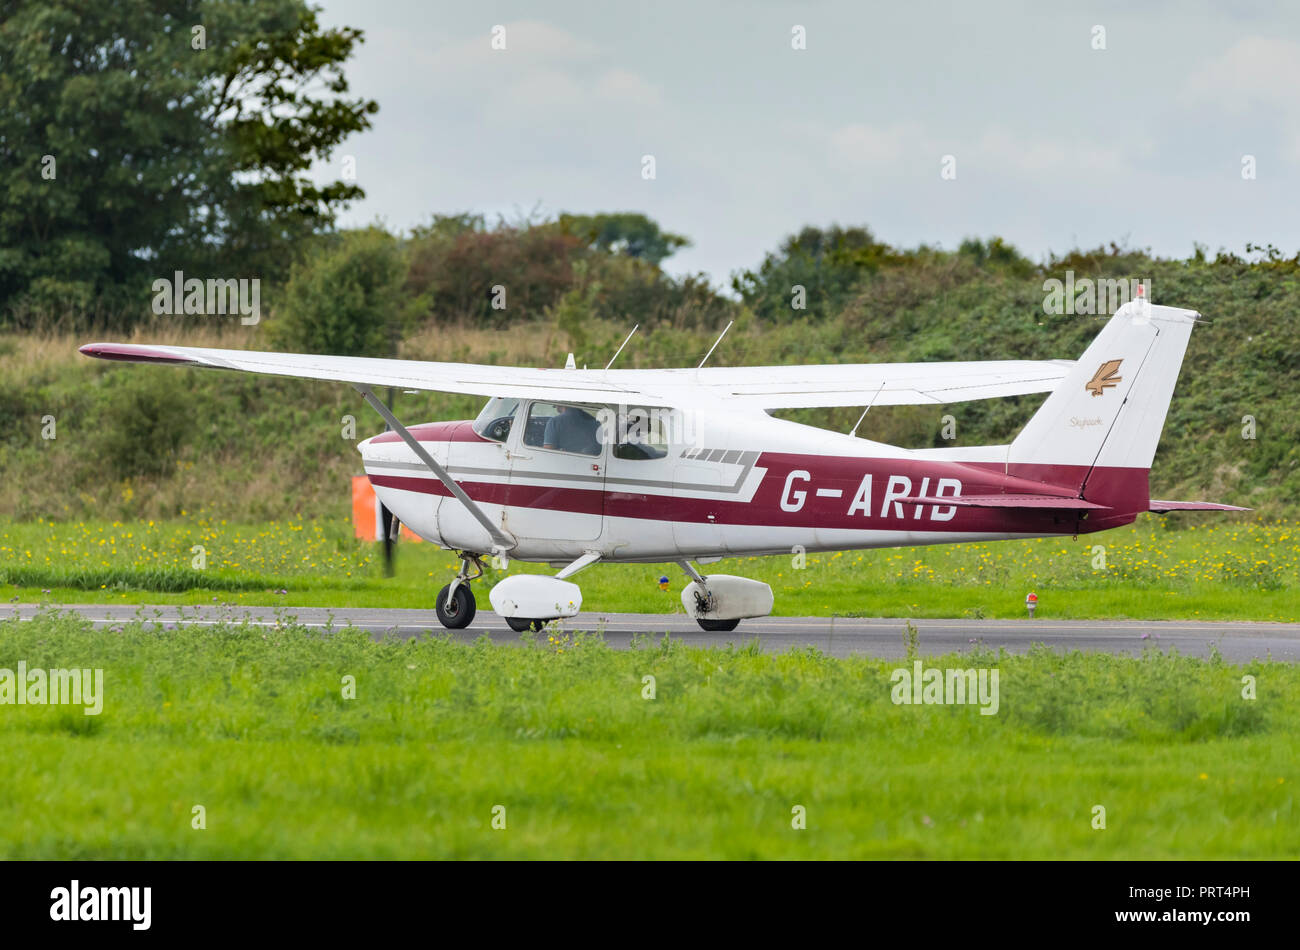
{"left": 612, "top": 409, "right": 669, "bottom": 460}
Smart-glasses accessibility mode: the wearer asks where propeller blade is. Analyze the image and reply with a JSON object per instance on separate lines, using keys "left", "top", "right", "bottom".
{"left": 380, "top": 504, "right": 397, "bottom": 577}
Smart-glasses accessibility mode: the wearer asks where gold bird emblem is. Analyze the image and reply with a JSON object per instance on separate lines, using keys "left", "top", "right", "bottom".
{"left": 1085, "top": 359, "right": 1123, "bottom": 397}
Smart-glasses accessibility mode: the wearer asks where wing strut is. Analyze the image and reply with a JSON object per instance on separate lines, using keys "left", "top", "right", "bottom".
{"left": 355, "top": 386, "right": 516, "bottom": 552}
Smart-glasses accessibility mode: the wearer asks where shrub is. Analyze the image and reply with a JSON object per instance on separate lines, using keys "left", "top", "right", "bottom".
{"left": 269, "top": 228, "right": 415, "bottom": 357}
{"left": 87, "top": 371, "right": 193, "bottom": 479}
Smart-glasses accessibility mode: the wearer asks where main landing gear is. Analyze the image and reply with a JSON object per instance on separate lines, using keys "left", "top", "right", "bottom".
{"left": 679, "top": 560, "right": 773, "bottom": 632}
{"left": 504, "top": 617, "right": 548, "bottom": 633}
{"left": 680, "top": 561, "right": 738, "bottom": 631}
{"left": 697, "top": 617, "right": 741, "bottom": 632}
{"left": 435, "top": 552, "right": 485, "bottom": 629}
{"left": 687, "top": 581, "right": 740, "bottom": 632}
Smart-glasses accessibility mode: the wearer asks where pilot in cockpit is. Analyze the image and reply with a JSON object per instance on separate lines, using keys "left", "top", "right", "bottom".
{"left": 542, "top": 404, "right": 601, "bottom": 455}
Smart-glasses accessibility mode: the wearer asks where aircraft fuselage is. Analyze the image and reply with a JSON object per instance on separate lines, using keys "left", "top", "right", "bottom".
{"left": 360, "top": 403, "right": 1144, "bottom": 564}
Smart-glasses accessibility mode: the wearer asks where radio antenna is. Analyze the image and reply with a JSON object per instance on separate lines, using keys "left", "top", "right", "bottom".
{"left": 697, "top": 321, "right": 733, "bottom": 369}
{"left": 848, "top": 381, "right": 887, "bottom": 438}
{"left": 605, "top": 324, "right": 639, "bottom": 371}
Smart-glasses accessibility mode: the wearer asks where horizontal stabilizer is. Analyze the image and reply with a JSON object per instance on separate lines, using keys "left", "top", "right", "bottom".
{"left": 899, "top": 494, "right": 1110, "bottom": 510}
{"left": 1149, "top": 500, "right": 1251, "bottom": 512}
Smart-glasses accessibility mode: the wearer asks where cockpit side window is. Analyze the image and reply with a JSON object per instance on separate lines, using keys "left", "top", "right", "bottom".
{"left": 472, "top": 396, "right": 522, "bottom": 443}
{"left": 525, "top": 402, "right": 602, "bottom": 456}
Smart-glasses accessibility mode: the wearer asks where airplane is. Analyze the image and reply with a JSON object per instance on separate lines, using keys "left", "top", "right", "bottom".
{"left": 80, "top": 296, "right": 1245, "bottom": 633}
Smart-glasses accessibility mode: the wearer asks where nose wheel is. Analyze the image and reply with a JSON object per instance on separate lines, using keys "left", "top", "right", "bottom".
{"left": 435, "top": 584, "right": 476, "bottom": 628}
{"left": 435, "top": 552, "right": 485, "bottom": 630}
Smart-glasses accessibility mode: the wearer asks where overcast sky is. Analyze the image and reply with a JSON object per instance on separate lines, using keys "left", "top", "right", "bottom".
{"left": 312, "top": 0, "right": 1300, "bottom": 287}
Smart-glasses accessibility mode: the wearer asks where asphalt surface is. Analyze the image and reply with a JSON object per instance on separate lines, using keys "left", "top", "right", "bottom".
{"left": 8, "top": 603, "right": 1298, "bottom": 661}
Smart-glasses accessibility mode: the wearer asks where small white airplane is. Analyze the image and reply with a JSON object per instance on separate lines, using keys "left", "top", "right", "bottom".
{"left": 81, "top": 297, "right": 1243, "bottom": 632}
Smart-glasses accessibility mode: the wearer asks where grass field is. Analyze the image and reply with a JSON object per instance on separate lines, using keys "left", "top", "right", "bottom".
{"left": 1, "top": 515, "right": 1296, "bottom": 622}
{"left": 0, "top": 611, "right": 1293, "bottom": 859}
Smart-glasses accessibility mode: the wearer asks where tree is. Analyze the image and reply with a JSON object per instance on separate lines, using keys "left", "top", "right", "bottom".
{"left": 731, "top": 224, "right": 895, "bottom": 321}
{"left": 268, "top": 228, "right": 415, "bottom": 357}
{"left": 405, "top": 217, "right": 584, "bottom": 325}
{"left": 556, "top": 212, "right": 690, "bottom": 266}
{"left": 0, "top": 0, "right": 376, "bottom": 324}
{"left": 957, "top": 236, "right": 1035, "bottom": 277}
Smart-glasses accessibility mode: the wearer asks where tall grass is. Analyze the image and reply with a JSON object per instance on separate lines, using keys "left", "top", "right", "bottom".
{"left": 0, "top": 611, "right": 1293, "bottom": 858}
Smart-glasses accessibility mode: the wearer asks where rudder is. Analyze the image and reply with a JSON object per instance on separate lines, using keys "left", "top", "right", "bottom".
{"left": 1006, "top": 299, "right": 1199, "bottom": 502}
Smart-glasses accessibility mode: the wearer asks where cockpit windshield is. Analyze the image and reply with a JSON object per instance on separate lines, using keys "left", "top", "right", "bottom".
{"left": 472, "top": 397, "right": 522, "bottom": 442}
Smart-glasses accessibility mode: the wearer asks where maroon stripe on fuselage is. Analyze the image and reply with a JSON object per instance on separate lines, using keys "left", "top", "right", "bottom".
{"left": 368, "top": 450, "right": 1148, "bottom": 535}
{"left": 368, "top": 420, "right": 485, "bottom": 444}
{"left": 369, "top": 474, "right": 605, "bottom": 516}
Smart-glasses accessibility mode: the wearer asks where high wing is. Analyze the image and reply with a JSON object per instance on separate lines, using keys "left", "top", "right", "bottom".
{"left": 78, "top": 342, "right": 1074, "bottom": 411}
{"left": 78, "top": 343, "right": 650, "bottom": 405}
{"left": 639, "top": 360, "right": 1077, "bottom": 409}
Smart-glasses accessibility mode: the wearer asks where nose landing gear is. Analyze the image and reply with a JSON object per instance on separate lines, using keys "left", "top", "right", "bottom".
{"left": 435, "top": 552, "right": 486, "bottom": 629}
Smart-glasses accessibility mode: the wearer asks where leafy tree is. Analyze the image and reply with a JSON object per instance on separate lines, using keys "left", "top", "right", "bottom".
{"left": 405, "top": 218, "right": 584, "bottom": 325}
{"left": 268, "top": 228, "right": 416, "bottom": 357}
{"left": 0, "top": 0, "right": 376, "bottom": 325}
{"left": 731, "top": 225, "right": 897, "bottom": 321}
{"left": 957, "top": 236, "right": 1036, "bottom": 277}
{"left": 556, "top": 212, "right": 689, "bottom": 266}
{"left": 409, "top": 212, "right": 486, "bottom": 242}
{"left": 403, "top": 213, "right": 706, "bottom": 327}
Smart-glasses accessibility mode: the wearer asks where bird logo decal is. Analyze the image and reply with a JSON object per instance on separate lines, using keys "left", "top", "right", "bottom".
{"left": 1085, "top": 359, "right": 1123, "bottom": 397}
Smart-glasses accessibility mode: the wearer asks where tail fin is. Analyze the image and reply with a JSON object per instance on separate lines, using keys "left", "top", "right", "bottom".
{"left": 1006, "top": 299, "right": 1199, "bottom": 500}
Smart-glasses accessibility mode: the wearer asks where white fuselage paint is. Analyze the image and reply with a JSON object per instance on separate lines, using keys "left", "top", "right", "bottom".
{"left": 360, "top": 404, "right": 1089, "bottom": 564}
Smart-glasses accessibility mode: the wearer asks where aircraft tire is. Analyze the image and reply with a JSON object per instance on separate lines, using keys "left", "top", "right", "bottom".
{"left": 505, "top": 617, "right": 546, "bottom": 633}
{"left": 697, "top": 618, "right": 740, "bottom": 632}
{"left": 435, "top": 584, "right": 477, "bottom": 629}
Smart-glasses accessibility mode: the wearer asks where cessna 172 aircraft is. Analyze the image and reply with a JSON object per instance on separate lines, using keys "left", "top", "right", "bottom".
{"left": 81, "top": 297, "right": 1242, "bottom": 632}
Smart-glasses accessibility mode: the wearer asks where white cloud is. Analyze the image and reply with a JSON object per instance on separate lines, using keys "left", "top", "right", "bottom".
{"left": 427, "top": 20, "right": 601, "bottom": 76}
{"left": 973, "top": 128, "right": 1132, "bottom": 175}
{"left": 594, "top": 69, "right": 665, "bottom": 108}
{"left": 1185, "top": 36, "right": 1300, "bottom": 111}
{"left": 410, "top": 22, "right": 667, "bottom": 126}
{"left": 827, "top": 122, "right": 924, "bottom": 169}
{"left": 821, "top": 121, "right": 1134, "bottom": 178}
